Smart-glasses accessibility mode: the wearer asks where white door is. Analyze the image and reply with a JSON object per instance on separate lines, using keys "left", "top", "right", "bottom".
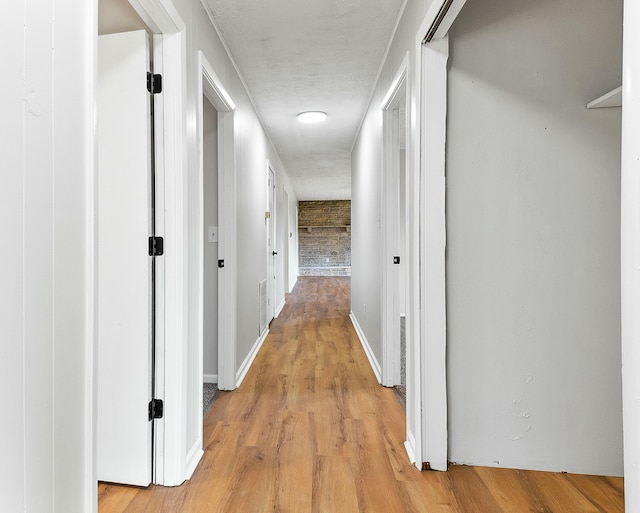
{"left": 97, "top": 29, "right": 154, "bottom": 486}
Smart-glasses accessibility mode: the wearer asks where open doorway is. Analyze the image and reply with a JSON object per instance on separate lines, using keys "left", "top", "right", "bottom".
{"left": 381, "top": 57, "right": 409, "bottom": 394}
{"left": 97, "top": 0, "right": 161, "bottom": 487}
{"left": 98, "top": 0, "right": 188, "bottom": 487}
{"left": 202, "top": 96, "right": 220, "bottom": 415}
{"left": 196, "top": 51, "right": 237, "bottom": 402}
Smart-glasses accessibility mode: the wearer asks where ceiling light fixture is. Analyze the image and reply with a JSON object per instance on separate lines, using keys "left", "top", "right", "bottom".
{"left": 297, "top": 111, "right": 327, "bottom": 123}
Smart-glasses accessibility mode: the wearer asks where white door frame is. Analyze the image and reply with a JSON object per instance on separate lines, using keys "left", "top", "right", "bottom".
{"left": 197, "top": 51, "right": 237, "bottom": 397}
{"left": 283, "top": 186, "right": 290, "bottom": 295}
{"left": 267, "top": 162, "right": 277, "bottom": 322}
{"left": 410, "top": 0, "right": 467, "bottom": 472}
{"left": 622, "top": 0, "right": 640, "bottom": 509}
{"left": 381, "top": 54, "right": 409, "bottom": 388}
{"left": 122, "top": 0, "right": 187, "bottom": 486}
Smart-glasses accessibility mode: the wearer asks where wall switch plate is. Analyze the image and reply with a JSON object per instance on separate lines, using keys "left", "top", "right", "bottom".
{"left": 207, "top": 226, "right": 218, "bottom": 243}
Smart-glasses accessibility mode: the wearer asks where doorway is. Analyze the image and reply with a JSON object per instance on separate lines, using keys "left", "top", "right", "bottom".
{"left": 97, "top": 0, "right": 162, "bottom": 487}
{"left": 202, "top": 95, "right": 219, "bottom": 413}
{"left": 267, "top": 164, "right": 277, "bottom": 324}
{"left": 197, "top": 51, "right": 237, "bottom": 398}
{"left": 381, "top": 57, "right": 409, "bottom": 391}
{"left": 97, "top": 0, "right": 187, "bottom": 486}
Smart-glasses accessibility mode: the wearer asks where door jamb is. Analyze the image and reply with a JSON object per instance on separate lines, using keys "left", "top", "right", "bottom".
{"left": 412, "top": 0, "right": 466, "bottom": 472}
{"left": 267, "top": 162, "right": 277, "bottom": 323}
{"left": 125, "top": 0, "right": 187, "bottom": 486}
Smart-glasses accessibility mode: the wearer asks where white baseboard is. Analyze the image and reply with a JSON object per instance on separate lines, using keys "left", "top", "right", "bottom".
{"left": 349, "top": 312, "right": 382, "bottom": 383}
{"left": 235, "top": 329, "right": 269, "bottom": 387}
{"left": 275, "top": 298, "right": 286, "bottom": 318}
{"left": 405, "top": 434, "right": 418, "bottom": 468}
{"left": 184, "top": 441, "right": 204, "bottom": 480}
{"left": 203, "top": 374, "right": 218, "bottom": 384}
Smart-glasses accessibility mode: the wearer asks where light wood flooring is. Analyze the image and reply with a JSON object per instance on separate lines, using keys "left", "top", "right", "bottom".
{"left": 99, "top": 276, "right": 624, "bottom": 512}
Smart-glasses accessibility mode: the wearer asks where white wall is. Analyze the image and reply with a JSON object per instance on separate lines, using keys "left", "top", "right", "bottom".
{"left": 446, "top": 0, "right": 623, "bottom": 475}
{"left": 1, "top": 1, "right": 96, "bottom": 512}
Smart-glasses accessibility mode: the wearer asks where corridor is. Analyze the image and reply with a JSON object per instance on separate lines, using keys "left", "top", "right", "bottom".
{"left": 98, "top": 277, "right": 624, "bottom": 513}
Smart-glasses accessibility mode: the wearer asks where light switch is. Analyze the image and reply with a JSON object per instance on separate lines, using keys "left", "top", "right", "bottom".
{"left": 207, "top": 226, "right": 218, "bottom": 243}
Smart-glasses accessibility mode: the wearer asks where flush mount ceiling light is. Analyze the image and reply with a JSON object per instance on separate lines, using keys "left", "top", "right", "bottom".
{"left": 297, "top": 111, "right": 327, "bottom": 123}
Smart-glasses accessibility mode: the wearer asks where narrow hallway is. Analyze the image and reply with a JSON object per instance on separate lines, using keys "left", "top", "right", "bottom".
{"left": 98, "top": 277, "right": 624, "bottom": 513}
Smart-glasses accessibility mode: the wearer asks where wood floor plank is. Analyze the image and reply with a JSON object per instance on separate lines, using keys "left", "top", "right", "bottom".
{"left": 474, "top": 466, "right": 550, "bottom": 512}
{"left": 99, "top": 276, "right": 625, "bottom": 513}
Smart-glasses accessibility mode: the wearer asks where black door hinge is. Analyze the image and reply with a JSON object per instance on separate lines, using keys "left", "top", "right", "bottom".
{"left": 393, "top": 256, "right": 401, "bottom": 264}
{"left": 218, "top": 259, "right": 225, "bottom": 268}
{"left": 148, "top": 399, "right": 163, "bottom": 421}
{"left": 147, "top": 72, "right": 162, "bottom": 94}
{"left": 149, "top": 236, "right": 164, "bottom": 256}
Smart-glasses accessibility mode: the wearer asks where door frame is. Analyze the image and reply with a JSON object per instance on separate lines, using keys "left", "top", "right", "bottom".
{"left": 409, "top": 0, "right": 467, "bottom": 472}
{"left": 119, "top": 0, "right": 187, "bottom": 486}
{"left": 196, "top": 51, "right": 237, "bottom": 396}
{"left": 283, "top": 186, "right": 290, "bottom": 295}
{"left": 622, "top": 0, "right": 640, "bottom": 508}
{"left": 381, "top": 54, "right": 409, "bottom": 389}
{"left": 267, "top": 162, "right": 277, "bottom": 322}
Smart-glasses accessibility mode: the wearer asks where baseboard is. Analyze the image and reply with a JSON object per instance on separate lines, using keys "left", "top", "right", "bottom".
{"left": 184, "top": 441, "right": 204, "bottom": 480}
{"left": 203, "top": 374, "right": 218, "bottom": 384}
{"left": 275, "top": 298, "right": 286, "bottom": 318}
{"left": 349, "top": 312, "right": 382, "bottom": 383}
{"left": 235, "top": 329, "right": 269, "bottom": 387}
{"left": 404, "top": 434, "right": 418, "bottom": 468}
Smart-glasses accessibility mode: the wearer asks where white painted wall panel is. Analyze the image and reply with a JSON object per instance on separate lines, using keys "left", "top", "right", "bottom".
{"left": 1, "top": 0, "right": 96, "bottom": 511}
{"left": 1, "top": 3, "right": 27, "bottom": 510}
{"left": 446, "top": 0, "right": 623, "bottom": 475}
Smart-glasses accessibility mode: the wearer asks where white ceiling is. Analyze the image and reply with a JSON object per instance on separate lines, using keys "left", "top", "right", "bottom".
{"left": 205, "top": 0, "right": 405, "bottom": 200}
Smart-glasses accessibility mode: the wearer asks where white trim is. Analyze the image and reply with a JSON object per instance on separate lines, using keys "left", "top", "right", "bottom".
{"left": 201, "top": 57, "right": 236, "bottom": 111}
{"left": 381, "top": 54, "right": 410, "bottom": 388}
{"left": 196, "top": 51, "right": 238, "bottom": 393}
{"left": 184, "top": 443, "right": 204, "bottom": 481}
{"left": 417, "top": 35, "right": 449, "bottom": 473}
{"left": 126, "top": 0, "right": 187, "bottom": 487}
{"left": 85, "top": 0, "right": 99, "bottom": 508}
{"left": 283, "top": 186, "right": 291, "bottom": 294}
{"left": 128, "top": 0, "right": 186, "bottom": 33}
{"left": 419, "top": 0, "right": 468, "bottom": 43}
{"left": 275, "top": 299, "right": 286, "bottom": 318}
{"left": 236, "top": 330, "right": 270, "bottom": 387}
{"left": 203, "top": 374, "right": 218, "bottom": 384}
{"left": 217, "top": 107, "right": 238, "bottom": 391}
{"left": 349, "top": 313, "right": 382, "bottom": 383}
{"left": 381, "top": 56, "right": 409, "bottom": 110}
{"left": 404, "top": 435, "right": 417, "bottom": 466}
{"left": 405, "top": 32, "right": 423, "bottom": 471}
{"left": 622, "top": 2, "right": 640, "bottom": 510}
{"left": 267, "top": 161, "right": 277, "bottom": 323}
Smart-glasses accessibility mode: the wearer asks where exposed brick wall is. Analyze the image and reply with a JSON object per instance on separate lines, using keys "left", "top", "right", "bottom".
{"left": 298, "top": 201, "right": 351, "bottom": 276}
{"left": 298, "top": 200, "right": 351, "bottom": 227}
